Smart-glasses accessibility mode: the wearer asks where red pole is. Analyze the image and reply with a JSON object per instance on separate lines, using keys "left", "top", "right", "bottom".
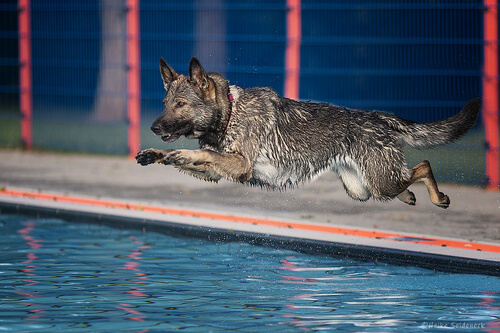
{"left": 284, "top": 0, "right": 301, "bottom": 100}
{"left": 483, "top": 0, "right": 500, "bottom": 190}
{"left": 127, "top": 0, "right": 141, "bottom": 158}
{"left": 18, "top": 0, "right": 32, "bottom": 150}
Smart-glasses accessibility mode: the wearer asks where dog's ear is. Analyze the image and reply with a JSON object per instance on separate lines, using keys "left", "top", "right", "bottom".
{"left": 189, "top": 57, "right": 209, "bottom": 91}
{"left": 159, "top": 57, "right": 179, "bottom": 90}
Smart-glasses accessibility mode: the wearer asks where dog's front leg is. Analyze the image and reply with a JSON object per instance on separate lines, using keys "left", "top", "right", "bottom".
{"left": 136, "top": 148, "right": 223, "bottom": 182}
{"left": 165, "top": 149, "right": 252, "bottom": 183}
{"left": 175, "top": 163, "right": 223, "bottom": 182}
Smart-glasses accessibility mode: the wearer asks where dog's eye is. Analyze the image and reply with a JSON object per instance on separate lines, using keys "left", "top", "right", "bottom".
{"left": 177, "top": 101, "right": 185, "bottom": 107}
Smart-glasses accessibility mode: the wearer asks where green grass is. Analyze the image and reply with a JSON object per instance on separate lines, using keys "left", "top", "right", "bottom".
{"left": 32, "top": 121, "right": 129, "bottom": 154}
{"left": 0, "top": 117, "right": 21, "bottom": 148}
{"left": 140, "top": 127, "right": 198, "bottom": 151}
{"left": 0, "top": 118, "right": 197, "bottom": 154}
{"left": 0, "top": 118, "right": 493, "bottom": 186}
{"left": 405, "top": 130, "right": 487, "bottom": 185}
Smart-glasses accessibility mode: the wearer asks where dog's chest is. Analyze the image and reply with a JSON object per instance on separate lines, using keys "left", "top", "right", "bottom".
{"left": 253, "top": 156, "right": 281, "bottom": 182}
{"left": 251, "top": 152, "right": 310, "bottom": 188}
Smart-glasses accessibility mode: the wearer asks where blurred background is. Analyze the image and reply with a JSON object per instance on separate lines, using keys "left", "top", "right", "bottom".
{"left": 0, "top": 0, "right": 498, "bottom": 187}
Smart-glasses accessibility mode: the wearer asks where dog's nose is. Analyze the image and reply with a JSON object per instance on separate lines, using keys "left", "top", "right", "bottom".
{"left": 151, "top": 123, "right": 162, "bottom": 135}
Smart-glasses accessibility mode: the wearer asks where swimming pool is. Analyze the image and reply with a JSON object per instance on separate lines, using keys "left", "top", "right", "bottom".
{"left": 1, "top": 213, "right": 499, "bottom": 332}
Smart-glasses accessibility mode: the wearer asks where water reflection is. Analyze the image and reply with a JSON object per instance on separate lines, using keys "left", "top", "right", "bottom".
{"left": 16, "top": 221, "right": 45, "bottom": 321}
{"left": 118, "top": 236, "right": 150, "bottom": 324}
{"left": 479, "top": 292, "right": 500, "bottom": 332}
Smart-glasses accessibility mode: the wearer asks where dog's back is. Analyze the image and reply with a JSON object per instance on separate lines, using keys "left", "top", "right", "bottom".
{"left": 229, "top": 88, "right": 479, "bottom": 195}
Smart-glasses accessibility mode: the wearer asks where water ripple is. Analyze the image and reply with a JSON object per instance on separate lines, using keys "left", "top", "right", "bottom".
{"left": 0, "top": 214, "right": 499, "bottom": 332}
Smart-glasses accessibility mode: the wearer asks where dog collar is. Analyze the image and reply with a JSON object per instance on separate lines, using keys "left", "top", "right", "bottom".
{"left": 221, "top": 92, "right": 234, "bottom": 138}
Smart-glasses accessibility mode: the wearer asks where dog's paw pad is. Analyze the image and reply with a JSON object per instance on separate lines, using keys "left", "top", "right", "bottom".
{"left": 136, "top": 149, "right": 164, "bottom": 166}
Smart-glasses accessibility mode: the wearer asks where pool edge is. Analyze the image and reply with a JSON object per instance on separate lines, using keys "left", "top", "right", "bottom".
{"left": 1, "top": 189, "right": 499, "bottom": 276}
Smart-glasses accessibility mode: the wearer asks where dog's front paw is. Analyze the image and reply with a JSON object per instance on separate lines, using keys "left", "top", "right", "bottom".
{"left": 136, "top": 148, "right": 168, "bottom": 166}
{"left": 164, "top": 150, "right": 195, "bottom": 166}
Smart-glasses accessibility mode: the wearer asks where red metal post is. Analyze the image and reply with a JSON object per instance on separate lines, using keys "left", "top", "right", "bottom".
{"left": 284, "top": 0, "right": 301, "bottom": 100}
{"left": 483, "top": 0, "right": 500, "bottom": 190}
{"left": 18, "top": 0, "right": 32, "bottom": 150}
{"left": 127, "top": 0, "right": 141, "bottom": 158}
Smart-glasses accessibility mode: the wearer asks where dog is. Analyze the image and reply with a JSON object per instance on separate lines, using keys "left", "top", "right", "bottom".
{"left": 136, "top": 57, "right": 481, "bottom": 208}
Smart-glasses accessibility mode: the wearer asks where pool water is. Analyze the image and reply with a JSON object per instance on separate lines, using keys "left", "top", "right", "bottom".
{"left": 0, "top": 214, "right": 499, "bottom": 332}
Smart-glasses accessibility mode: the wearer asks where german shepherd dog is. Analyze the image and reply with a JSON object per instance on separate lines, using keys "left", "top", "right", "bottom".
{"left": 136, "top": 57, "right": 481, "bottom": 208}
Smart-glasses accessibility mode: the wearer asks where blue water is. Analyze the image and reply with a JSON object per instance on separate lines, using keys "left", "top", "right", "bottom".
{"left": 0, "top": 214, "right": 499, "bottom": 332}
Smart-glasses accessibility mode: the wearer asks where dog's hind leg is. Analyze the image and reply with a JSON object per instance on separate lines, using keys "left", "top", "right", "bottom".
{"left": 396, "top": 189, "right": 416, "bottom": 205}
{"left": 406, "top": 160, "right": 449, "bottom": 208}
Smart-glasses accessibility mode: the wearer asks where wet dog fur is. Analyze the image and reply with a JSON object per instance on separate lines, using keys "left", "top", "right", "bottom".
{"left": 136, "top": 57, "right": 482, "bottom": 208}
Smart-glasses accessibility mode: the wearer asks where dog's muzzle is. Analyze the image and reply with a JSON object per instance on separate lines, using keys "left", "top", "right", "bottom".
{"left": 151, "top": 121, "right": 192, "bottom": 143}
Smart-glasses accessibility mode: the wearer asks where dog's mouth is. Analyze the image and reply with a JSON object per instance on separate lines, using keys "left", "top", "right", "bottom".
{"left": 161, "top": 133, "right": 180, "bottom": 143}
{"left": 160, "top": 124, "right": 192, "bottom": 143}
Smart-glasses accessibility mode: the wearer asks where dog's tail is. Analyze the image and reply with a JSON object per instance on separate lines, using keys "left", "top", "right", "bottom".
{"left": 380, "top": 98, "right": 482, "bottom": 149}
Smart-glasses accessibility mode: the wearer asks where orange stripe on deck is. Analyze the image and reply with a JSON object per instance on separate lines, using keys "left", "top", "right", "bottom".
{"left": 2, "top": 188, "right": 500, "bottom": 254}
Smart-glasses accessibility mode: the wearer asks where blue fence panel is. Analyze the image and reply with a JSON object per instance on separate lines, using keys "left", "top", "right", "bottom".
{"left": 299, "top": 1, "right": 485, "bottom": 184}
{"left": 140, "top": 0, "right": 197, "bottom": 150}
{"left": 30, "top": 0, "right": 128, "bottom": 153}
{"left": 300, "top": 2, "right": 483, "bottom": 109}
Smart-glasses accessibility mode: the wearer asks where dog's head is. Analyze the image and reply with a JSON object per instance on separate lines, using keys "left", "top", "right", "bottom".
{"left": 151, "top": 57, "right": 228, "bottom": 143}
